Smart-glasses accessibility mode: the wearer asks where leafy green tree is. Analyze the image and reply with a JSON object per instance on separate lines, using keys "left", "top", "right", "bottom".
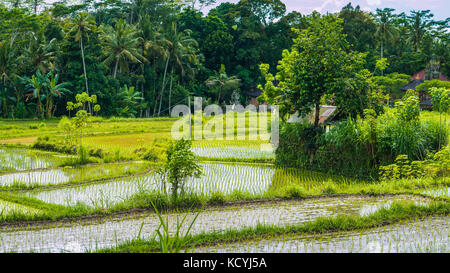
{"left": 416, "top": 80, "right": 450, "bottom": 93}
{"left": 338, "top": 3, "right": 376, "bottom": 54}
{"left": 238, "top": 0, "right": 286, "bottom": 26}
{"left": 157, "top": 139, "right": 202, "bottom": 199}
{"left": 66, "top": 92, "right": 100, "bottom": 148}
{"left": 371, "top": 72, "right": 410, "bottom": 100}
{"left": 259, "top": 15, "right": 371, "bottom": 126}
{"left": 395, "top": 90, "right": 420, "bottom": 123}
{"left": 375, "top": 58, "right": 389, "bottom": 76}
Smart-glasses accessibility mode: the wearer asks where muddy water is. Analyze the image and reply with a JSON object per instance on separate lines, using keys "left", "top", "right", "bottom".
{"left": 0, "top": 195, "right": 430, "bottom": 253}
{"left": 194, "top": 216, "right": 449, "bottom": 253}
{"left": 22, "top": 163, "right": 275, "bottom": 207}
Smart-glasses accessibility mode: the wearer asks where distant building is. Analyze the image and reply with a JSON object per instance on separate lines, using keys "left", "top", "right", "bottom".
{"left": 288, "top": 105, "right": 338, "bottom": 131}
{"left": 242, "top": 87, "right": 263, "bottom": 106}
{"left": 411, "top": 69, "right": 449, "bottom": 82}
{"left": 400, "top": 61, "right": 449, "bottom": 110}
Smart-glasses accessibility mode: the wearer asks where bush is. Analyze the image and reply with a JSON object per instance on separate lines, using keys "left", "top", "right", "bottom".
{"left": 275, "top": 101, "right": 447, "bottom": 180}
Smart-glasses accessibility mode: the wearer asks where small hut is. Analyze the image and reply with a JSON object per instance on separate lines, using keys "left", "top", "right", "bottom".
{"left": 242, "top": 87, "right": 263, "bottom": 106}
{"left": 287, "top": 105, "right": 337, "bottom": 131}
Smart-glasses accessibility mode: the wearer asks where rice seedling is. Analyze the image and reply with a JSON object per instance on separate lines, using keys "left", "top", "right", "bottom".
{"left": 0, "top": 148, "right": 71, "bottom": 172}
{"left": 0, "top": 199, "right": 42, "bottom": 217}
{"left": 0, "top": 161, "right": 155, "bottom": 190}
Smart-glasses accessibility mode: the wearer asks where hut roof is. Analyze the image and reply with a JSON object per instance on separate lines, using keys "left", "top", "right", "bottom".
{"left": 242, "top": 88, "right": 263, "bottom": 98}
{"left": 400, "top": 79, "right": 425, "bottom": 91}
{"left": 287, "top": 105, "right": 337, "bottom": 125}
{"left": 420, "top": 98, "right": 433, "bottom": 107}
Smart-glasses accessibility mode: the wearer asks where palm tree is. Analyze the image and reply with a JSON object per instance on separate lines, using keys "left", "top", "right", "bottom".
{"left": 142, "top": 21, "right": 170, "bottom": 116}
{"left": 24, "top": 31, "right": 58, "bottom": 74}
{"left": 374, "top": 8, "right": 398, "bottom": 61}
{"left": 65, "top": 12, "right": 96, "bottom": 112}
{"left": 44, "top": 72, "right": 70, "bottom": 118}
{"left": 157, "top": 23, "right": 200, "bottom": 116}
{"left": 99, "top": 19, "right": 148, "bottom": 78}
{"left": 0, "top": 37, "right": 20, "bottom": 117}
{"left": 205, "top": 64, "right": 240, "bottom": 104}
{"left": 406, "top": 10, "right": 434, "bottom": 52}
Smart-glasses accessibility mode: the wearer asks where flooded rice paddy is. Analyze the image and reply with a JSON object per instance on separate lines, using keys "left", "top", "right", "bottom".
{"left": 0, "top": 195, "right": 429, "bottom": 253}
{"left": 0, "top": 162, "right": 148, "bottom": 188}
{"left": 21, "top": 163, "right": 275, "bottom": 208}
{"left": 0, "top": 147, "right": 448, "bottom": 253}
{"left": 194, "top": 215, "right": 449, "bottom": 253}
{"left": 0, "top": 200, "right": 41, "bottom": 217}
{"left": 422, "top": 187, "right": 449, "bottom": 199}
{"left": 0, "top": 148, "right": 72, "bottom": 172}
{"left": 191, "top": 146, "right": 275, "bottom": 160}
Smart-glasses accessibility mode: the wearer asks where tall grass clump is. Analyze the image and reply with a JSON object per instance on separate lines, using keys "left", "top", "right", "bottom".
{"left": 276, "top": 91, "right": 448, "bottom": 180}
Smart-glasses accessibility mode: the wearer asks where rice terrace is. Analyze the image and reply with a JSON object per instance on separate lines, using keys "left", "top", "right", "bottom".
{"left": 0, "top": 0, "right": 449, "bottom": 259}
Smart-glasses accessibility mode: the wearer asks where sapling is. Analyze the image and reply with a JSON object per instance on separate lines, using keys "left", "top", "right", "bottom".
{"left": 64, "top": 92, "right": 101, "bottom": 164}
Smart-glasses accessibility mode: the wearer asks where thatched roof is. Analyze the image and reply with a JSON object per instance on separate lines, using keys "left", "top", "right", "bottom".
{"left": 287, "top": 105, "right": 337, "bottom": 125}
{"left": 400, "top": 79, "right": 425, "bottom": 91}
{"left": 242, "top": 88, "right": 263, "bottom": 98}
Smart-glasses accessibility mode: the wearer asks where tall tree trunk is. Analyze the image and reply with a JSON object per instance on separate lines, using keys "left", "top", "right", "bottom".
{"left": 113, "top": 58, "right": 119, "bottom": 78}
{"left": 217, "top": 86, "right": 222, "bottom": 104}
{"left": 80, "top": 36, "right": 91, "bottom": 113}
{"left": 158, "top": 54, "right": 170, "bottom": 116}
{"left": 168, "top": 69, "right": 173, "bottom": 112}
{"left": 314, "top": 103, "right": 320, "bottom": 127}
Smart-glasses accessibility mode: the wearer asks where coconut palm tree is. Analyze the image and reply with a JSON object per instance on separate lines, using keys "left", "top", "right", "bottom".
{"left": 157, "top": 23, "right": 200, "bottom": 116}
{"left": 99, "top": 19, "right": 148, "bottom": 78}
{"left": 374, "top": 8, "right": 398, "bottom": 60}
{"left": 65, "top": 12, "right": 96, "bottom": 112}
{"left": 205, "top": 64, "right": 240, "bottom": 104}
{"left": 24, "top": 31, "right": 59, "bottom": 74}
{"left": 0, "top": 37, "right": 20, "bottom": 117}
{"left": 406, "top": 10, "right": 435, "bottom": 52}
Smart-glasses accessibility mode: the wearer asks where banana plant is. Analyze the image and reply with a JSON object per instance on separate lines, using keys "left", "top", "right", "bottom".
{"left": 116, "top": 85, "right": 144, "bottom": 117}
{"left": 45, "top": 72, "right": 70, "bottom": 118}
{"left": 21, "top": 70, "right": 47, "bottom": 119}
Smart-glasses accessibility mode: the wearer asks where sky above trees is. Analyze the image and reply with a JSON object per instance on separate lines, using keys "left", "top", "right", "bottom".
{"left": 204, "top": 0, "right": 450, "bottom": 20}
